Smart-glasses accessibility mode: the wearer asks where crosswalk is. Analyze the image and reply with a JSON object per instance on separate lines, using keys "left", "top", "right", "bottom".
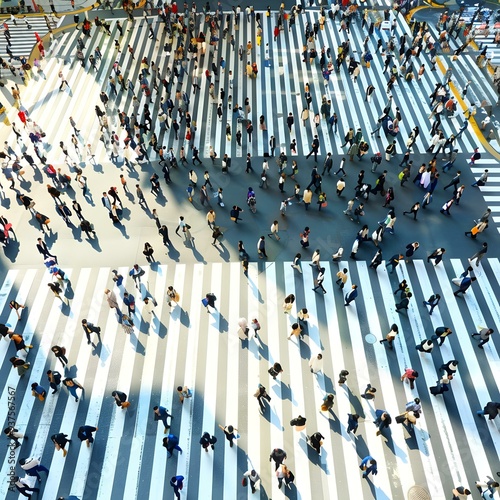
{"left": 14, "top": 9, "right": 488, "bottom": 171}
{"left": 427, "top": 22, "right": 498, "bottom": 112}
{"left": 0, "top": 16, "right": 57, "bottom": 59}
{"left": 0, "top": 258, "right": 499, "bottom": 499}
{"left": 423, "top": 23, "right": 500, "bottom": 229}
{"left": 469, "top": 20, "right": 500, "bottom": 67}
{"left": 470, "top": 159, "right": 500, "bottom": 230}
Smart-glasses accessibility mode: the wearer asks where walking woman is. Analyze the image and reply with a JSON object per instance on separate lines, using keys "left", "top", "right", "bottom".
{"left": 48, "top": 282, "right": 67, "bottom": 304}
{"left": 51, "top": 433, "right": 71, "bottom": 457}
{"left": 63, "top": 377, "right": 84, "bottom": 402}
{"left": 143, "top": 242, "right": 154, "bottom": 263}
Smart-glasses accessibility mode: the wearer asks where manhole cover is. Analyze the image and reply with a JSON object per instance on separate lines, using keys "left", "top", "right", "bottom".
{"left": 365, "top": 333, "right": 377, "bottom": 344}
{"left": 407, "top": 485, "right": 431, "bottom": 500}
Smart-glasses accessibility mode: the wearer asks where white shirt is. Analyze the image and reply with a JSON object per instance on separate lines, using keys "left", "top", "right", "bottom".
{"left": 309, "top": 355, "right": 323, "bottom": 373}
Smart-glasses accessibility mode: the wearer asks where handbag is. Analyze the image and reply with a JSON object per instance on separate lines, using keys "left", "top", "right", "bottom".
{"left": 321, "top": 201, "right": 328, "bottom": 207}
{"left": 202, "top": 298, "right": 209, "bottom": 307}
{"left": 242, "top": 477, "right": 248, "bottom": 487}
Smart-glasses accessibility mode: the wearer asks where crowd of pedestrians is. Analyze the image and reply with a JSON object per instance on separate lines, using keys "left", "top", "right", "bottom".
{"left": 0, "top": 0, "right": 498, "bottom": 496}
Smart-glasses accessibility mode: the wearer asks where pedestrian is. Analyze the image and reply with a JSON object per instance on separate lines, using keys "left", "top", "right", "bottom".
{"left": 4, "top": 425, "right": 27, "bottom": 448}
{"left": 77, "top": 426, "right": 97, "bottom": 447}
{"left": 112, "top": 390, "right": 130, "bottom": 409}
{"left": 31, "top": 382, "right": 47, "bottom": 402}
{"left": 176, "top": 385, "right": 193, "bottom": 404}
{"left": 396, "top": 292, "right": 412, "bottom": 313}
{"left": 475, "top": 478, "right": 499, "bottom": 497}
{"left": 471, "top": 327, "right": 494, "bottom": 349}
{"left": 130, "top": 264, "right": 145, "bottom": 288}
{"left": 170, "top": 476, "right": 185, "bottom": 499}
{"left": 243, "top": 470, "right": 260, "bottom": 494}
{"left": 468, "top": 242, "right": 488, "bottom": 267}
{"left": 415, "top": 339, "right": 434, "bottom": 354}
{"left": 104, "top": 288, "right": 119, "bottom": 309}
{"left": 9, "top": 296, "right": 26, "bottom": 321}
{"left": 422, "top": 293, "right": 441, "bottom": 315}
{"left": 257, "top": 236, "right": 267, "bottom": 259}
{"left": 305, "top": 135, "right": 320, "bottom": 162}
{"left": 361, "top": 384, "right": 377, "bottom": 400}
{"left": 360, "top": 456, "right": 378, "bottom": 479}
{"left": 143, "top": 242, "right": 154, "bottom": 263}
{"left": 374, "top": 410, "right": 392, "bottom": 436}
{"left": 476, "top": 401, "right": 500, "bottom": 420}
{"left": 36, "top": 238, "right": 57, "bottom": 261}
{"left": 267, "top": 220, "right": 280, "bottom": 241}
{"left": 153, "top": 405, "right": 173, "bottom": 433}
{"left": 309, "top": 353, "right": 323, "bottom": 374}
{"left": 46, "top": 369, "right": 62, "bottom": 394}
{"left": 386, "top": 254, "right": 403, "bottom": 274}
{"left": 312, "top": 267, "right": 326, "bottom": 294}
{"left": 347, "top": 413, "right": 360, "bottom": 434}
{"left": 9, "top": 332, "right": 32, "bottom": 352}
{"left": 429, "top": 372, "right": 453, "bottom": 396}
{"left": 451, "top": 486, "right": 471, "bottom": 499}
{"left": 441, "top": 360, "right": 459, "bottom": 377}
{"left": 370, "top": 249, "right": 383, "bottom": 270}
{"left": 199, "top": 431, "right": 217, "bottom": 452}
{"left": 380, "top": 323, "right": 398, "bottom": 349}
{"left": 403, "top": 202, "right": 420, "bottom": 220}
{"left": 269, "top": 448, "right": 287, "bottom": 471}
{"left": 51, "top": 433, "right": 71, "bottom": 457}
{"left": 405, "top": 241, "right": 419, "bottom": 263}
{"left": 230, "top": 205, "right": 243, "bottom": 223}
{"left": 203, "top": 292, "right": 217, "bottom": 313}
{"left": 344, "top": 284, "right": 358, "bottom": 306}
{"left": 13, "top": 476, "right": 39, "bottom": 498}
{"left": 51, "top": 345, "right": 68, "bottom": 367}
{"left": 218, "top": 424, "right": 238, "bottom": 447}
{"left": 63, "top": 377, "right": 84, "bottom": 402}
{"left": 254, "top": 384, "right": 272, "bottom": 412}
{"left": 19, "top": 456, "right": 50, "bottom": 482}
{"left": 432, "top": 326, "right": 453, "bottom": 346}
{"left": 454, "top": 276, "right": 477, "bottom": 297}
{"left": 81, "top": 319, "right": 101, "bottom": 345}
{"left": 9, "top": 353, "right": 30, "bottom": 376}
{"left": 384, "top": 141, "right": 397, "bottom": 162}
{"left": 401, "top": 368, "right": 419, "bottom": 390}
{"left": 335, "top": 157, "right": 347, "bottom": 177}
{"left": 291, "top": 253, "right": 302, "bottom": 274}
{"left": 336, "top": 268, "right": 348, "bottom": 289}
{"left": 307, "top": 431, "right": 325, "bottom": 454}
{"left": 427, "top": 247, "right": 446, "bottom": 265}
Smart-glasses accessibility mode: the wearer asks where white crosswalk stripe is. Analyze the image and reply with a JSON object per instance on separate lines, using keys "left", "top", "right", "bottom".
{"left": 0, "top": 258, "right": 498, "bottom": 498}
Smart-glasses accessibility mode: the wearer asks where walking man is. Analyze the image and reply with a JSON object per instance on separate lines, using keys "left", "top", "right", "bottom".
{"left": 469, "top": 242, "right": 487, "bottom": 267}
{"left": 305, "top": 135, "right": 320, "bottom": 162}
{"left": 153, "top": 405, "right": 173, "bottom": 433}
{"left": 360, "top": 456, "right": 378, "bottom": 479}
{"left": 344, "top": 284, "right": 358, "bottom": 306}
{"left": 257, "top": 236, "right": 267, "bottom": 259}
